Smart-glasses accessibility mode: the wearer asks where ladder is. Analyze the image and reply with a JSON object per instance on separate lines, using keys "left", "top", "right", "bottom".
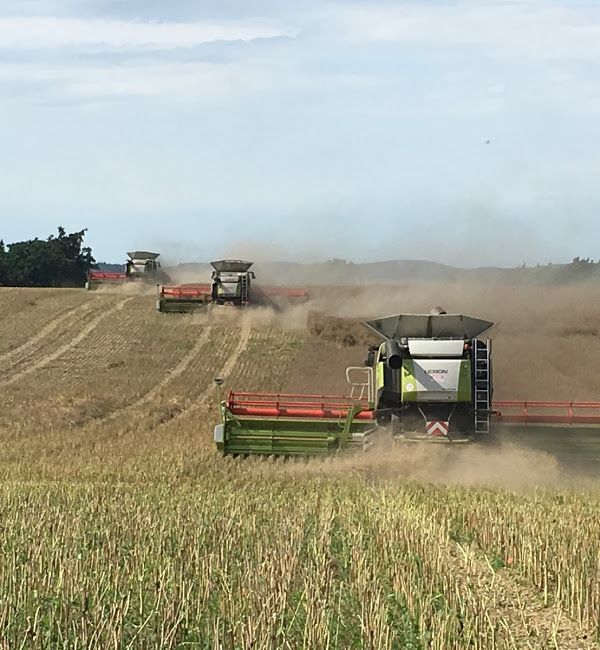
{"left": 240, "top": 273, "right": 249, "bottom": 304}
{"left": 473, "top": 338, "right": 491, "bottom": 434}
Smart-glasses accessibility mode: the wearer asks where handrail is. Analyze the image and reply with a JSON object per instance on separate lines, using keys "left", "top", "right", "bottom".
{"left": 346, "top": 366, "right": 374, "bottom": 404}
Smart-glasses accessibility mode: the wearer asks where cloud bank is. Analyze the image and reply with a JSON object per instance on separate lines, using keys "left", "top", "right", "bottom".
{"left": 0, "top": 1, "right": 598, "bottom": 266}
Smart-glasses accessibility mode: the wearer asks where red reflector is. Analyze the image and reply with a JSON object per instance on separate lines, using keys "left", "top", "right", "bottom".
{"left": 426, "top": 421, "right": 449, "bottom": 437}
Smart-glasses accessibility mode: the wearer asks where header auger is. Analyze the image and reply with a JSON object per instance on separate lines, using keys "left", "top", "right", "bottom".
{"left": 214, "top": 309, "right": 600, "bottom": 456}
{"left": 157, "top": 259, "right": 309, "bottom": 313}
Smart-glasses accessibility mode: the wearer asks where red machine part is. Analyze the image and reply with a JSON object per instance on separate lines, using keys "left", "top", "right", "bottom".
{"left": 227, "top": 392, "right": 375, "bottom": 420}
{"left": 89, "top": 270, "right": 127, "bottom": 282}
{"left": 160, "top": 284, "right": 212, "bottom": 299}
{"left": 493, "top": 401, "right": 600, "bottom": 425}
{"left": 226, "top": 394, "right": 600, "bottom": 426}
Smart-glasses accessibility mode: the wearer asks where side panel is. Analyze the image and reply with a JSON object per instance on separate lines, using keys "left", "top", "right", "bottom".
{"left": 376, "top": 344, "right": 385, "bottom": 401}
{"left": 216, "top": 281, "right": 241, "bottom": 298}
{"left": 402, "top": 359, "right": 471, "bottom": 402}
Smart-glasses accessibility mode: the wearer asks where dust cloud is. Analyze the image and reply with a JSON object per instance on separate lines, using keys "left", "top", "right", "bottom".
{"left": 279, "top": 437, "right": 589, "bottom": 491}
{"left": 188, "top": 303, "right": 312, "bottom": 330}
{"left": 93, "top": 282, "right": 158, "bottom": 296}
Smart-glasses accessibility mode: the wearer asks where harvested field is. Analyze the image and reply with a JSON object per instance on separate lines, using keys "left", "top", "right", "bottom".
{"left": 1, "top": 284, "right": 600, "bottom": 648}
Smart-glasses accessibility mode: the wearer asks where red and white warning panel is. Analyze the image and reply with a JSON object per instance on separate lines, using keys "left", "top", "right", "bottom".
{"left": 426, "top": 420, "right": 449, "bottom": 437}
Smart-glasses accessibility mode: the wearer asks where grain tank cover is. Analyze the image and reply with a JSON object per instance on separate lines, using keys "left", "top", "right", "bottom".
{"left": 127, "top": 251, "right": 160, "bottom": 261}
{"left": 364, "top": 313, "right": 494, "bottom": 340}
{"left": 211, "top": 260, "right": 254, "bottom": 273}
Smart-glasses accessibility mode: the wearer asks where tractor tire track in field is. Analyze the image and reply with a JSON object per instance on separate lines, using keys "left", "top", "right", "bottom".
{"left": 80, "top": 323, "right": 249, "bottom": 446}
{"left": 0, "top": 298, "right": 132, "bottom": 387}
{"left": 215, "top": 321, "right": 252, "bottom": 386}
{"left": 166, "top": 321, "right": 252, "bottom": 422}
{"left": 101, "top": 326, "right": 214, "bottom": 423}
{"left": 0, "top": 300, "right": 94, "bottom": 368}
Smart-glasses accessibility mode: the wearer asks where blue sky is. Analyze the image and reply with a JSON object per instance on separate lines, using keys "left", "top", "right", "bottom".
{"left": 0, "top": 0, "right": 599, "bottom": 266}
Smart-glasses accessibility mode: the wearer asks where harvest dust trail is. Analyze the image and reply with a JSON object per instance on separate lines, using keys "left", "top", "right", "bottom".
{"left": 216, "top": 322, "right": 252, "bottom": 386}
{"left": 0, "top": 301, "right": 93, "bottom": 368}
{"left": 0, "top": 299, "right": 132, "bottom": 387}
{"left": 101, "top": 326, "right": 213, "bottom": 423}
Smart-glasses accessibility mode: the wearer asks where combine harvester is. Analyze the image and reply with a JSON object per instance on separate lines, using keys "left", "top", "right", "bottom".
{"left": 86, "top": 251, "right": 170, "bottom": 289}
{"left": 156, "top": 259, "right": 308, "bottom": 313}
{"left": 214, "top": 308, "right": 600, "bottom": 456}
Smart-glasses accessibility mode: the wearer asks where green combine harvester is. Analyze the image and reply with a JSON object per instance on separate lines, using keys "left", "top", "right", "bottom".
{"left": 214, "top": 307, "right": 600, "bottom": 456}
{"left": 157, "top": 259, "right": 309, "bottom": 314}
{"left": 214, "top": 309, "right": 497, "bottom": 455}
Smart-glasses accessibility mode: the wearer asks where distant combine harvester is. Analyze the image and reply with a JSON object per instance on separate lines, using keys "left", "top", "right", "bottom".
{"left": 156, "top": 259, "right": 309, "bottom": 313}
{"left": 86, "top": 251, "right": 170, "bottom": 289}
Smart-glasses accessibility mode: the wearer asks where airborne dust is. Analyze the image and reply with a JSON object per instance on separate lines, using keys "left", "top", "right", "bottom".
{"left": 98, "top": 270, "right": 600, "bottom": 489}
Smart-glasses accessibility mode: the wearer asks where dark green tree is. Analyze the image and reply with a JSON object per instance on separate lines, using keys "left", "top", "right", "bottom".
{"left": 0, "top": 227, "right": 96, "bottom": 287}
{"left": 0, "top": 240, "right": 7, "bottom": 284}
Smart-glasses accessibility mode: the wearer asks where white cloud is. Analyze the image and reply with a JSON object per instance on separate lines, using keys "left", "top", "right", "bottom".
{"left": 329, "top": 2, "right": 600, "bottom": 60}
{"left": 0, "top": 59, "right": 278, "bottom": 103}
{"left": 0, "top": 16, "right": 293, "bottom": 49}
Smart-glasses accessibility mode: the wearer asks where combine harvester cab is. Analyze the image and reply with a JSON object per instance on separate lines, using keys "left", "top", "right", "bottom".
{"left": 363, "top": 310, "right": 494, "bottom": 441}
{"left": 87, "top": 251, "right": 168, "bottom": 289}
{"left": 211, "top": 260, "right": 255, "bottom": 306}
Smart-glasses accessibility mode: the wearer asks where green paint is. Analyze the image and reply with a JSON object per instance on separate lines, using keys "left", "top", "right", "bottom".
{"left": 219, "top": 413, "right": 374, "bottom": 456}
{"left": 457, "top": 360, "right": 472, "bottom": 402}
{"left": 401, "top": 359, "right": 418, "bottom": 402}
{"left": 376, "top": 343, "right": 385, "bottom": 397}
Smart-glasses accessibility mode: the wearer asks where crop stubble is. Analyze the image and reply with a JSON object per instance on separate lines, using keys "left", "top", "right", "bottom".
{"left": 0, "top": 286, "right": 599, "bottom": 648}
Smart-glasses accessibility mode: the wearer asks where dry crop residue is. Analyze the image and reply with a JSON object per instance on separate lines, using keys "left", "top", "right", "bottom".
{"left": 0, "top": 284, "right": 600, "bottom": 648}
{"left": 0, "top": 297, "right": 130, "bottom": 386}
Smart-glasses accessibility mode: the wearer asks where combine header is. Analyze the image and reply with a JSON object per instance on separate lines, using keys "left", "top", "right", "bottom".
{"left": 214, "top": 309, "right": 600, "bottom": 456}
{"left": 87, "top": 251, "right": 169, "bottom": 289}
{"left": 157, "top": 259, "right": 308, "bottom": 313}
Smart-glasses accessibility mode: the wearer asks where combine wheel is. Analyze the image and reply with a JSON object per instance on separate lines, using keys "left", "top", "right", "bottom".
{"left": 377, "top": 410, "right": 392, "bottom": 426}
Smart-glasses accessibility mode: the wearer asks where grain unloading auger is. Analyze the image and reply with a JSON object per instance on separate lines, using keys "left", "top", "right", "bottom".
{"left": 157, "top": 259, "right": 309, "bottom": 313}
{"left": 214, "top": 309, "right": 600, "bottom": 456}
{"left": 86, "top": 251, "right": 170, "bottom": 289}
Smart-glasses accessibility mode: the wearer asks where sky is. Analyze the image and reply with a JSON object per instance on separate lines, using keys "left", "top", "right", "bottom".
{"left": 0, "top": 0, "right": 599, "bottom": 266}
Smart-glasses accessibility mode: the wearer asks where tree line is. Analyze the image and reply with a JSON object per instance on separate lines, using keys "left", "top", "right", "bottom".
{"left": 0, "top": 227, "right": 96, "bottom": 287}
